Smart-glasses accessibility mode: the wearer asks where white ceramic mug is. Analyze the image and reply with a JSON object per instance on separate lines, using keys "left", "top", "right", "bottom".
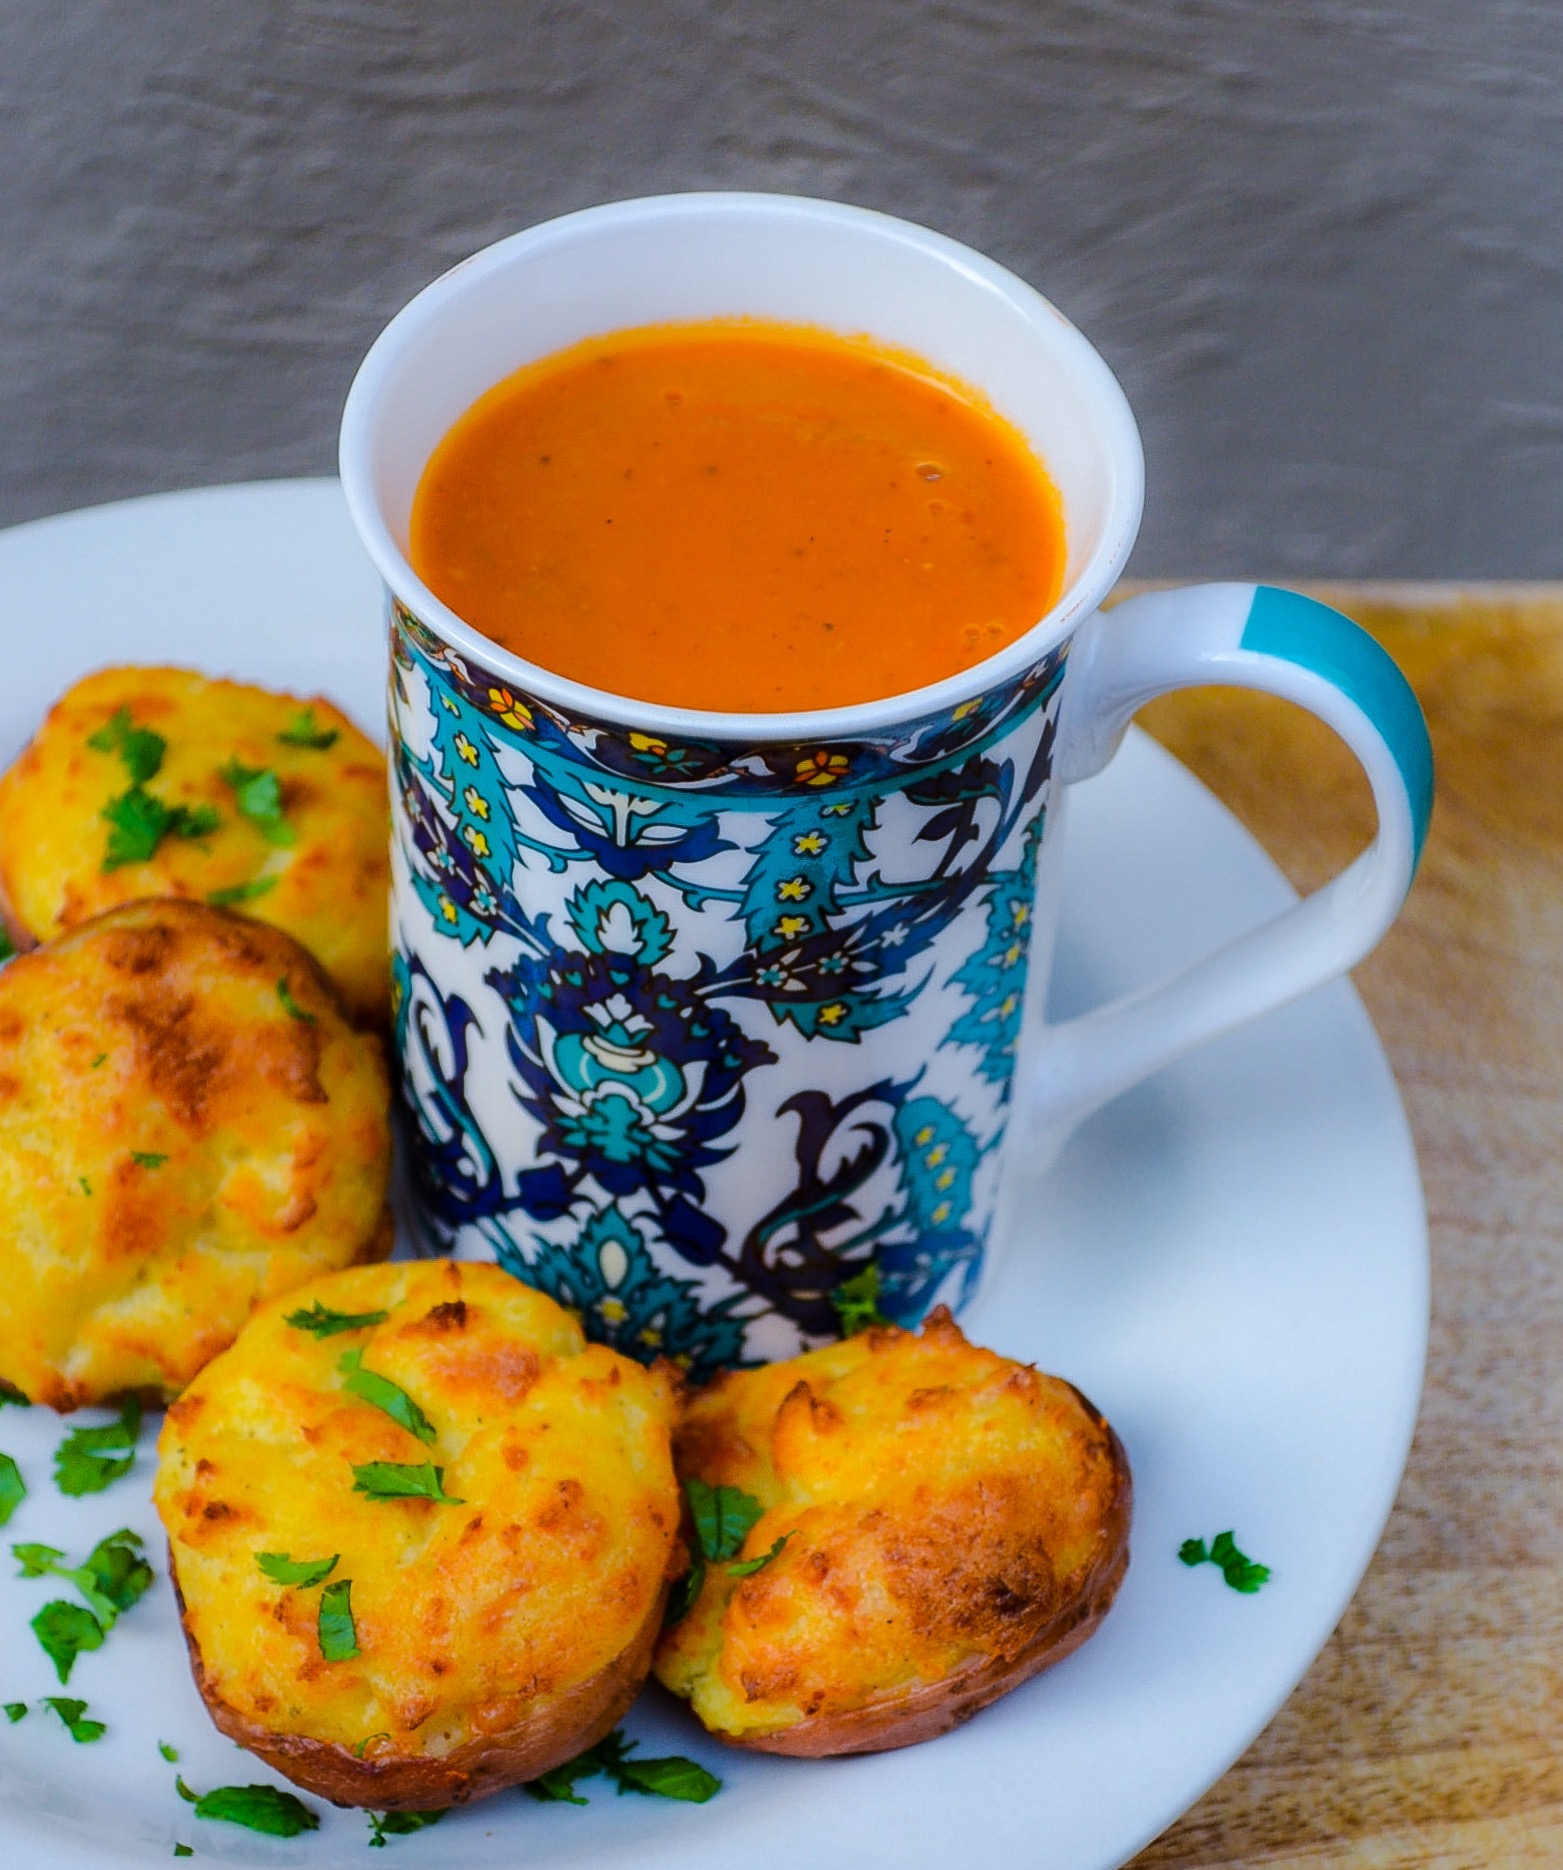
{"left": 340, "top": 193, "right": 1432, "bottom": 1377}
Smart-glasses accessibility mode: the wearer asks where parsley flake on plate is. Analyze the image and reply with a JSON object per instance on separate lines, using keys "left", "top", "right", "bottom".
{"left": 4, "top": 1701, "right": 27, "bottom": 1723}
{"left": 0, "top": 1453, "right": 24, "bottom": 1527}
{"left": 1179, "top": 1529, "right": 1272, "bottom": 1593}
{"left": 830, "top": 1260, "right": 891, "bottom": 1335}
{"left": 0, "top": 1379, "right": 30, "bottom": 1408}
{"left": 316, "top": 1578, "right": 359, "bottom": 1661}
{"left": 54, "top": 1398, "right": 141, "bottom": 1496}
{"left": 159, "top": 1740, "right": 180, "bottom": 1762}
{"left": 174, "top": 1846, "right": 193, "bottom": 1859}
{"left": 525, "top": 1728, "right": 720, "bottom": 1806}
{"left": 43, "top": 1695, "right": 106, "bottom": 1743}
{"left": 31, "top": 1600, "right": 105, "bottom": 1683}
{"left": 176, "top": 1779, "right": 319, "bottom": 1838}
{"left": 275, "top": 976, "right": 315, "bottom": 1023}
{"left": 255, "top": 1550, "right": 338, "bottom": 1589}
{"left": 285, "top": 1300, "right": 389, "bottom": 1338}
{"left": 278, "top": 708, "right": 339, "bottom": 751}
{"left": 367, "top": 1808, "right": 446, "bottom": 1847}
{"left": 350, "top": 1461, "right": 464, "bottom": 1505}
{"left": 218, "top": 759, "right": 294, "bottom": 846}
{"left": 338, "top": 1349, "right": 437, "bottom": 1445}
{"left": 13, "top": 1526, "right": 152, "bottom": 1626}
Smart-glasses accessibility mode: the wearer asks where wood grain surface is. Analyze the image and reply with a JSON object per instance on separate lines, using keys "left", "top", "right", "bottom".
{"left": 1125, "top": 585, "right": 1563, "bottom": 1868}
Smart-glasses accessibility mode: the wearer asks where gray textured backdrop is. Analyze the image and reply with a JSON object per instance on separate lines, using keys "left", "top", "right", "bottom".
{"left": 4, "top": 0, "right": 1561, "bottom": 576}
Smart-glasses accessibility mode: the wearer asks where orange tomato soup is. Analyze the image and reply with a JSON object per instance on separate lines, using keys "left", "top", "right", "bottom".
{"left": 410, "top": 320, "right": 1066, "bottom": 713}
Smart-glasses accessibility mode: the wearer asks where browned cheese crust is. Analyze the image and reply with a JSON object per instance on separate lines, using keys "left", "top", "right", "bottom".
{"left": 653, "top": 1306, "right": 1131, "bottom": 1756}
{"left": 0, "top": 899, "right": 391, "bottom": 1408}
{"left": 154, "top": 1261, "right": 685, "bottom": 1809}
{"left": 0, "top": 665, "right": 390, "bottom": 1025}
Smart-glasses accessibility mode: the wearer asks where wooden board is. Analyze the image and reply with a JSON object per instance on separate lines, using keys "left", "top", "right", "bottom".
{"left": 1127, "top": 585, "right": 1563, "bottom": 1868}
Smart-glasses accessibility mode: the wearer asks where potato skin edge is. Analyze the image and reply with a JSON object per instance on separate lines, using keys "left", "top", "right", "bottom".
{"left": 714, "top": 1409, "right": 1132, "bottom": 1759}
{"left": 170, "top": 1561, "right": 671, "bottom": 1810}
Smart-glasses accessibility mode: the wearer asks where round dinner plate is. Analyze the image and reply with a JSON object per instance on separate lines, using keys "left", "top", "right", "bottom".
{"left": 0, "top": 481, "right": 1427, "bottom": 1869}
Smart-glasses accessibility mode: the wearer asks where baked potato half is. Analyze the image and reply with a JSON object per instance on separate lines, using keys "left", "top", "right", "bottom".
{"left": 154, "top": 1260, "right": 684, "bottom": 1809}
{"left": 0, "top": 665, "right": 389, "bottom": 1025}
{"left": 653, "top": 1305, "right": 1130, "bottom": 1756}
{"left": 0, "top": 899, "right": 391, "bottom": 1409}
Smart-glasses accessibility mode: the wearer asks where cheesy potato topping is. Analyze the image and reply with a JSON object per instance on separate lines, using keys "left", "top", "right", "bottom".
{"left": 0, "top": 665, "right": 390, "bottom": 1025}
{"left": 654, "top": 1307, "right": 1130, "bottom": 1749}
{"left": 155, "top": 1261, "right": 683, "bottom": 1804}
{"left": 0, "top": 900, "right": 391, "bottom": 1409}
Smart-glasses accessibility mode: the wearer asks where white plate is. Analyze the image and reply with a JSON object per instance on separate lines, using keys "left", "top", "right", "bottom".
{"left": 0, "top": 481, "right": 1427, "bottom": 1870}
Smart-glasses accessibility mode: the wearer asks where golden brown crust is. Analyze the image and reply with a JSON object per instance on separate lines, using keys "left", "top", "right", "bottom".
{"left": 653, "top": 1307, "right": 1132, "bottom": 1755}
{"left": 155, "top": 1262, "right": 683, "bottom": 1808}
{"left": 0, "top": 898, "right": 391, "bottom": 1409}
{"left": 173, "top": 1565, "right": 670, "bottom": 1807}
{"left": 721, "top": 1416, "right": 1131, "bottom": 1756}
{"left": 0, "top": 665, "right": 389, "bottom": 1025}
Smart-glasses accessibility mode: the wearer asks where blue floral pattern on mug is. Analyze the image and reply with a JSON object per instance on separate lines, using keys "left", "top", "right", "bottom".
{"left": 389, "top": 602, "right": 1066, "bottom": 1378}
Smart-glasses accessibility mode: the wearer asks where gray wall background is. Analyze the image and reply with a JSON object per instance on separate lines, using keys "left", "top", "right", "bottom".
{"left": 3, "top": 0, "right": 1561, "bottom": 578}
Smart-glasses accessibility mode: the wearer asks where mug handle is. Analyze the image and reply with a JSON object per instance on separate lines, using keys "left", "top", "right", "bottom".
{"left": 1023, "top": 582, "right": 1433, "bottom": 1146}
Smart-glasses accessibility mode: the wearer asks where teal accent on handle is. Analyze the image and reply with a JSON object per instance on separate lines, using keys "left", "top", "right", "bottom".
{"left": 1242, "top": 585, "right": 1434, "bottom": 872}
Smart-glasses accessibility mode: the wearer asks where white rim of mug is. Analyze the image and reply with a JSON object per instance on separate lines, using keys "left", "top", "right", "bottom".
{"left": 339, "top": 191, "right": 1146, "bottom": 742}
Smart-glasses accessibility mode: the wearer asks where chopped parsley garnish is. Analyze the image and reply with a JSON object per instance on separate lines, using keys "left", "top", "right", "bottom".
{"left": 4, "top": 1701, "right": 27, "bottom": 1723}
{"left": 206, "top": 876, "right": 276, "bottom": 906}
{"left": 174, "top": 1848, "right": 193, "bottom": 1859}
{"left": 0, "top": 1379, "right": 30, "bottom": 1408}
{"left": 13, "top": 1526, "right": 152, "bottom": 1626}
{"left": 285, "top": 1300, "right": 389, "bottom": 1338}
{"left": 367, "top": 1809, "right": 446, "bottom": 1847}
{"left": 617, "top": 1752, "right": 724, "bottom": 1802}
{"left": 830, "top": 1260, "right": 891, "bottom": 1335}
{"left": 101, "top": 789, "right": 219, "bottom": 870}
{"left": 54, "top": 1398, "right": 141, "bottom": 1496}
{"left": 339, "top": 1349, "right": 437, "bottom": 1445}
{"left": 275, "top": 977, "right": 315, "bottom": 1023}
{"left": 726, "top": 1533, "right": 792, "bottom": 1578}
{"left": 686, "top": 1478, "right": 765, "bottom": 1562}
{"left": 317, "top": 1578, "right": 359, "bottom": 1661}
{"left": 78, "top": 1176, "right": 92, "bottom": 1197}
{"left": 176, "top": 1779, "right": 319, "bottom": 1838}
{"left": 0, "top": 1454, "right": 24, "bottom": 1527}
{"left": 0, "top": 926, "right": 12, "bottom": 963}
{"left": 1179, "top": 1530, "right": 1272, "bottom": 1594}
{"left": 90, "top": 707, "right": 219, "bottom": 870}
{"left": 350, "top": 1462, "right": 464, "bottom": 1505}
{"left": 354, "top": 1731, "right": 390, "bottom": 1759}
{"left": 255, "top": 1551, "right": 338, "bottom": 1589}
{"left": 667, "top": 1479, "right": 782, "bottom": 1622}
{"left": 525, "top": 1728, "right": 720, "bottom": 1806}
{"left": 159, "top": 1739, "right": 180, "bottom": 1762}
{"left": 43, "top": 1695, "right": 106, "bottom": 1743}
{"left": 31, "top": 1600, "right": 105, "bottom": 1683}
{"left": 278, "top": 708, "right": 339, "bottom": 751}
{"left": 89, "top": 1054, "right": 107, "bottom": 1070}
{"left": 219, "top": 760, "right": 294, "bottom": 846}
{"left": 88, "top": 708, "right": 166, "bottom": 786}
{"left": 130, "top": 1151, "right": 168, "bottom": 1170}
